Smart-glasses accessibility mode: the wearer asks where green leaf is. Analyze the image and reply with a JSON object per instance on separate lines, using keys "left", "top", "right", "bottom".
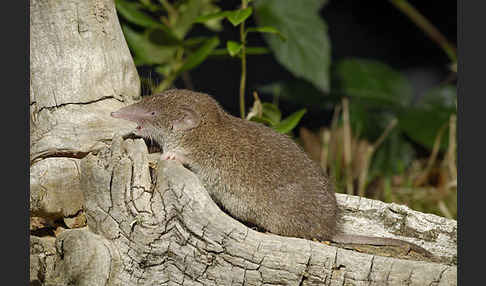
{"left": 116, "top": 0, "right": 180, "bottom": 42}
{"left": 226, "top": 41, "right": 243, "bottom": 57}
{"left": 370, "top": 130, "right": 415, "bottom": 177}
{"left": 198, "top": 2, "right": 225, "bottom": 31}
{"left": 257, "top": 82, "right": 283, "bottom": 96}
{"left": 178, "top": 37, "right": 220, "bottom": 73}
{"left": 195, "top": 7, "right": 255, "bottom": 30}
{"left": 226, "top": 7, "right": 253, "bottom": 26}
{"left": 154, "top": 64, "right": 172, "bottom": 77}
{"left": 172, "top": 0, "right": 203, "bottom": 39}
{"left": 261, "top": 103, "right": 282, "bottom": 125}
{"left": 194, "top": 11, "right": 231, "bottom": 23}
{"left": 254, "top": 0, "right": 331, "bottom": 92}
{"left": 258, "top": 80, "right": 333, "bottom": 109}
{"left": 116, "top": 0, "right": 165, "bottom": 29}
{"left": 398, "top": 84, "right": 456, "bottom": 151}
{"left": 348, "top": 100, "right": 395, "bottom": 140}
{"left": 244, "top": 47, "right": 271, "bottom": 55}
{"left": 335, "top": 58, "right": 413, "bottom": 107}
{"left": 121, "top": 24, "right": 176, "bottom": 65}
{"left": 210, "top": 47, "right": 270, "bottom": 56}
{"left": 333, "top": 58, "right": 418, "bottom": 142}
{"left": 398, "top": 108, "right": 451, "bottom": 151}
{"left": 146, "top": 28, "right": 183, "bottom": 46}
{"left": 249, "top": 116, "right": 274, "bottom": 126}
{"left": 416, "top": 84, "right": 456, "bottom": 112}
{"left": 246, "top": 26, "right": 287, "bottom": 41}
{"left": 183, "top": 36, "right": 211, "bottom": 47}
{"left": 273, "top": 109, "right": 307, "bottom": 134}
{"left": 139, "top": 0, "right": 161, "bottom": 12}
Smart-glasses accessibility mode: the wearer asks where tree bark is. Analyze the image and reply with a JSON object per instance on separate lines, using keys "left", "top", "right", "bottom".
{"left": 30, "top": 0, "right": 140, "bottom": 223}
{"left": 29, "top": 0, "right": 457, "bottom": 285}
{"left": 30, "top": 136, "right": 456, "bottom": 285}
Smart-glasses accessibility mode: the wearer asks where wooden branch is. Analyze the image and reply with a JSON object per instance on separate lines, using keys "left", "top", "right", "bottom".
{"left": 30, "top": 0, "right": 140, "bottom": 228}
{"left": 30, "top": 0, "right": 141, "bottom": 164}
{"left": 34, "top": 135, "right": 456, "bottom": 285}
{"left": 30, "top": 157, "right": 84, "bottom": 222}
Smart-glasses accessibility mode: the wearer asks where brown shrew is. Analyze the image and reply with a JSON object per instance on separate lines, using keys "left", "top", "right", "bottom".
{"left": 111, "top": 89, "right": 432, "bottom": 257}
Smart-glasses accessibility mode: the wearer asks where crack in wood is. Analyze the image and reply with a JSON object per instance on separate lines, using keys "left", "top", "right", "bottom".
{"left": 41, "top": 140, "right": 456, "bottom": 285}
{"left": 31, "top": 149, "right": 90, "bottom": 166}
{"left": 36, "top": 95, "right": 121, "bottom": 114}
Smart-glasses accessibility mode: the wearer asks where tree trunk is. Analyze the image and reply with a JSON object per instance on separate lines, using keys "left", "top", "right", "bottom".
{"left": 32, "top": 136, "right": 456, "bottom": 285}
{"left": 29, "top": 0, "right": 457, "bottom": 285}
{"left": 30, "top": 0, "right": 139, "bottom": 223}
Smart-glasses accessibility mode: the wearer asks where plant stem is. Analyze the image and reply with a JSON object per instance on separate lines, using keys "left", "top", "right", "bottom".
{"left": 443, "top": 114, "right": 457, "bottom": 180}
{"left": 239, "top": 0, "right": 248, "bottom": 118}
{"left": 438, "top": 200, "right": 453, "bottom": 219}
{"left": 154, "top": 73, "right": 176, "bottom": 93}
{"left": 413, "top": 122, "right": 448, "bottom": 187}
{"left": 329, "top": 104, "right": 341, "bottom": 184}
{"left": 389, "top": 0, "right": 457, "bottom": 62}
{"left": 341, "top": 97, "right": 354, "bottom": 195}
{"left": 160, "top": 0, "right": 177, "bottom": 23}
{"left": 357, "top": 145, "right": 374, "bottom": 197}
{"left": 358, "top": 119, "right": 397, "bottom": 197}
{"left": 372, "top": 118, "right": 398, "bottom": 150}
{"left": 154, "top": 49, "right": 184, "bottom": 93}
{"left": 320, "top": 129, "right": 331, "bottom": 174}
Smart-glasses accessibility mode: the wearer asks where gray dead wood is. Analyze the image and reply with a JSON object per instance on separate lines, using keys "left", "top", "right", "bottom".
{"left": 35, "top": 135, "right": 456, "bottom": 286}
{"left": 30, "top": 0, "right": 140, "bottom": 222}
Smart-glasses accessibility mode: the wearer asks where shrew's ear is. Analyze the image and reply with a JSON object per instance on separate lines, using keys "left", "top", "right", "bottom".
{"left": 172, "top": 106, "right": 201, "bottom": 131}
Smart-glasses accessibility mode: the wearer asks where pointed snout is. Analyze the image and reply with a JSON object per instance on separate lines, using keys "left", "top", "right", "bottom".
{"left": 110, "top": 111, "right": 122, "bottom": 118}
{"left": 110, "top": 105, "right": 133, "bottom": 121}
{"left": 110, "top": 105, "right": 152, "bottom": 122}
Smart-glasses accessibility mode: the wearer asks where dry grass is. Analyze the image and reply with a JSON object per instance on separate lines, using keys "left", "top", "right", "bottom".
{"left": 299, "top": 105, "right": 457, "bottom": 219}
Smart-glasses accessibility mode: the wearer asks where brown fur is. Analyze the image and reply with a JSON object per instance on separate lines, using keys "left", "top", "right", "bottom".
{"left": 112, "top": 89, "right": 336, "bottom": 240}
{"left": 111, "top": 89, "right": 431, "bottom": 256}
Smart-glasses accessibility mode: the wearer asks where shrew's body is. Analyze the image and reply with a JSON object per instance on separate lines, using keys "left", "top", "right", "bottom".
{"left": 111, "top": 89, "right": 430, "bottom": 255}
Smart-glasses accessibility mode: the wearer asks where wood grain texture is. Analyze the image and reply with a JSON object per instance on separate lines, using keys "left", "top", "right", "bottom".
{"left": 30, "top": 0, "right": 140, "bottom": 163}
{"left": 36, "top": 135, "right": 456, "bottom": 285}
{"left": 29, "top": 0, "right": 140, "bottom": 226}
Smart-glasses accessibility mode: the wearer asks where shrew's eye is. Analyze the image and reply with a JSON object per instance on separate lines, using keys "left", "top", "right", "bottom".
{"left": 150, "top": 111, "right": 156, "bottom": 116}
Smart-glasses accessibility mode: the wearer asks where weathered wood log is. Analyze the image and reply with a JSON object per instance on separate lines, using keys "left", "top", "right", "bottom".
{"left": 34, "top": 135, "right": 456, "bottom": 285}
{"left": 30, "top": 0, "right": 139, "bottom": 223}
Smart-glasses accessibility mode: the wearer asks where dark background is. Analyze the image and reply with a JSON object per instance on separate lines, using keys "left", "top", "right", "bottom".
{"left": 147, "top": 0, "right": 457, "bottom": 129}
